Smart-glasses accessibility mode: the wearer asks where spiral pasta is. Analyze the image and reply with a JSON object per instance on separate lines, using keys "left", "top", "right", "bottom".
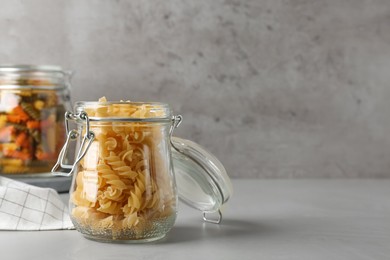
{"left": 0, "top": 86, "right": 65, "bottom": 174}
{"left": 70, "top": 97, "right": 176, "bottom": 240}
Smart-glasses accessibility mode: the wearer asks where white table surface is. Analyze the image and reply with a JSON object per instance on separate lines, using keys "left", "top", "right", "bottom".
{"left": 1, "top": 179, "right": 390, "bottom": 260}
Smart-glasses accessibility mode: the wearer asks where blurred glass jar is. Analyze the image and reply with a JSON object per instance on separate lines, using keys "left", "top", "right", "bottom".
{"left": 52, "top": 100, "right": 232, "bottom": 243}
{"left": 0, "top": 65, "right": 71, "bottom": 176}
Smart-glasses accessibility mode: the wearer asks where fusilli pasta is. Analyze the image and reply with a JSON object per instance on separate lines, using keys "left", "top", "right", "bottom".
{"left": 70, "top": 97, "right": 176, "bottom": 240}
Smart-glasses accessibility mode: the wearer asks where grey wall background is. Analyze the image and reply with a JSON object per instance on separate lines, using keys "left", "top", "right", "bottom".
{"left": 1, "top": 0, "right": 390, "bottom": 178}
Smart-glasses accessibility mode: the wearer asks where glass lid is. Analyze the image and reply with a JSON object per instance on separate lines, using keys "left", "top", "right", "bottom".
{"left": 171, "top": 137, "right": 233, "bottom": 222}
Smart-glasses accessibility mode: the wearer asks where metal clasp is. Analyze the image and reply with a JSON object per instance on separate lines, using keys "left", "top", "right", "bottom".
{"left": 51, "top": 111, "right": 95, "bottom": 177}
{"left": 171, "top": 115, "right": 182, "bottom": 132}
{"left": 169, "top": 115, "right": 182, "bottom": 145}
{"left": 203, "top": 210, "right": 222, "bottom": 224}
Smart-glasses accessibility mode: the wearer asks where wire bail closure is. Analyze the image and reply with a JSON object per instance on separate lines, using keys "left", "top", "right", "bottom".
{"left": 170, "top": 115, "right": 183, "bottom": 141}
{"left": 52, "top": 113, "right": 182, "bottom": 177}
{"left": 51, "top": 111, "right": 95, "bottom": 177}
{"left": 203, "top": 210, "right": 223, "bottom": 224}
{"left": 51, "top": 111, "right": 223, "bottom": 224}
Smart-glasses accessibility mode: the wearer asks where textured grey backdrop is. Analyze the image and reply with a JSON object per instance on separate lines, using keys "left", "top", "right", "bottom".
{"left": 1, "top": 0, "right": 390, "bottom": 178}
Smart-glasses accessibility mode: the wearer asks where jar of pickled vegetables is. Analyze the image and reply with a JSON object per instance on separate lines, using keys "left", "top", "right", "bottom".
{"left": 52, "top": 98, "right": 232, "bottom": 243}
{"left": 0, "top": 65, "right": 71, "bottom": 176}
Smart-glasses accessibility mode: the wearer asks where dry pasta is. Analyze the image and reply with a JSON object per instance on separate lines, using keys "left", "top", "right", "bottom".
{"left": 0, "top": 88, "right": 65, "bottom": 174}
{"left": 70, "top": 97, "right": 176, "bottom": 240}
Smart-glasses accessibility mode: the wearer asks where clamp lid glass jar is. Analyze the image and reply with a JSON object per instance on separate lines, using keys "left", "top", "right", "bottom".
{"left": 0, "top": 65, "right": 71, "bottom": 176}
{"left": 52, "top": 99, "right": 232, "bottom": 242}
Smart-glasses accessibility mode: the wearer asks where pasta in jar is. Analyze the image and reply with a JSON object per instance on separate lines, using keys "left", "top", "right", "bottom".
{"left": 69, "top": 97, "right": 177, "bottom": 242}
{"left": 0, "top": 65, "right": 70, "bottom": 175}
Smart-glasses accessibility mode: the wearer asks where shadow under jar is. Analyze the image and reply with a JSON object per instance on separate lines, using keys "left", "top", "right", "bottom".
{"left": 52, "top": 101, "right": 232, "bottom": 243}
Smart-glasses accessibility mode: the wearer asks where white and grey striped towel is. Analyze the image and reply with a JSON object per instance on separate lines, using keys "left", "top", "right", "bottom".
{"left": 0, "top": 176, "right": 74, "bottom": 230}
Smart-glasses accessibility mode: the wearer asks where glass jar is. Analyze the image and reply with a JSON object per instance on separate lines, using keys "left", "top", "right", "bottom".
{"left": 0, "top": 65, "right": 71, "bottom": 176}
{"left": 52, "top": 101, "right": 232, "bottom": 243}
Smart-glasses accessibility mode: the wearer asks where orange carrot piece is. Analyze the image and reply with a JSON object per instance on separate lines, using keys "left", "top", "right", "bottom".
{"left": 26, "top": 120, "right": 40, "bottom": 129}
{"left": 3, "top": 150, "right": 32, "bottom": 160}
{"left": 15, "top": 132, "right": 28, "bottom": 146}
{"left": 35, "top": 151, "right": 55, "bottom": 160}
{"left": 12, "top": 106, "right": 30, "bottom": 121}
{"left": 7, "top": 114, "right": 23, "bottom": 123}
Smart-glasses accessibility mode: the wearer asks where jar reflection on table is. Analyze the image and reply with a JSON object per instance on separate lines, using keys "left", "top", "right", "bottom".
{"left": 0, "top": 65, "right": 71, "bottom": 175}
{"left": 68, "top": 101, "right": 177, "bottom": 242}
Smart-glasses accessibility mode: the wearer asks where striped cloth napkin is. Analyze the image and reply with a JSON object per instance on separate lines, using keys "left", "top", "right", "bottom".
{"left": 0, "top": 176, "right": 74, "bottom": 230}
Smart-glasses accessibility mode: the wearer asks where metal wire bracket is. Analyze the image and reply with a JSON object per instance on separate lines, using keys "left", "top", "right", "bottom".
{"left": 203, "top": 210, "right": 223, "bottom": 224}
{"left": 51, "top": 111, "right": 95, "bottom": 177}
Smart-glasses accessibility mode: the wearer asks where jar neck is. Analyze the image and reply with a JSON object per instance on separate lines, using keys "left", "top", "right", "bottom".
{"left": 0, "top": 65, "right": 71, "bottom": 90}
{"left": 74, "top": 101, "right": 173, "bottom": 122}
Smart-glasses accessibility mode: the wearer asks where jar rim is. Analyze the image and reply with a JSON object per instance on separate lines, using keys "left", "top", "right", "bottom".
{"left": 0, "top": 64, "right": 68, "bottom": 74}
{"left": 0, "top": 64, "right": 71, "bottom": 90}
{"left": 74, "top": 101, "right": 173, "bottom": 122}
{"left": 75, "top": 101, "right": 170, "bottom": 106}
